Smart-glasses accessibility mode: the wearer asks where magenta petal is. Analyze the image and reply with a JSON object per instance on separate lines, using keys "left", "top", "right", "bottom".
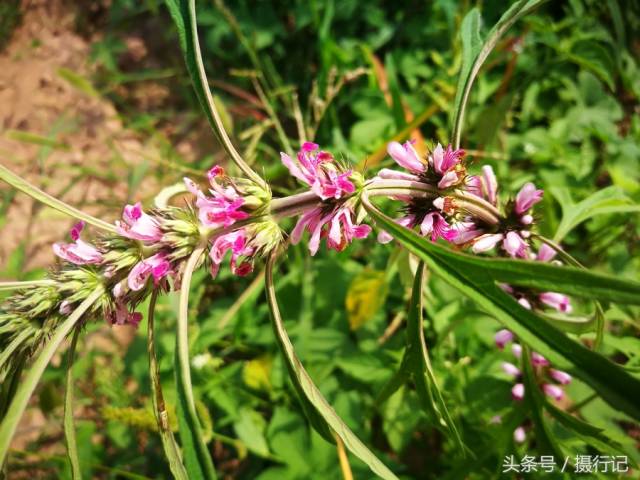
{"left": 495, "top": 329, "right": 513, "bottom": 349}
{"left": 549, "top": 369, "right": 572, "bottom": 385}
{"left": 512, "top": 383, "right": 525, "bottom": 401}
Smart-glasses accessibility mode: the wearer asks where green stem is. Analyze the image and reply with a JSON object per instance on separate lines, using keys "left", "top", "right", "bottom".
{"left": 64, "top": 326, "right": 82, "bottom": 480}
{"left": 0, "top": 286, "right": 103, "bottom": 466}
{"left": 147, "top": 290, "right": 189, "bottom": 480}
{"left": 175, "top": 246, "right": 217, "bottom": 479}
{"left": 0, "top": 163, "right": 117, "bottom": 233}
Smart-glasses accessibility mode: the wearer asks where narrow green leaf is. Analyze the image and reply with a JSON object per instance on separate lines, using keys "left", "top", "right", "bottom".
{"left": 147, "top": 291, "right": 189, "bottom": 480}
{"left": 0, "top": 287, "right": 103, "bottom": 465}
{"left": 367, "top": 201, "right": 640, "bottom": 305}
{"left": 405, "top": 262, "right": 464, "bottom": 452}
{"left": 0, "top": 330, "right": 31, "bottom": 373}
{"left": 5, "top": 130, "right": 70, "bottom": 150}
{"left": 451, "top": 1, "right": 547, "bottom": 148}
{"left": 164, "top": 0, "right": 265, "bottom": 187}
{"left": 364, "top": 198, "right": 640, "bottom": 421}
{"left": 174, "top": 248, "right": 217, "bottom": 480}
{"left": 64, "top": 326, "right": 82, "bottom": 480}
{"left": 0, "top": 163, "right": 117, "bottom": 233}
{"left": 265, "top": 252, "right": 399, "bottom": 480}
{"left": 543, "top": 399, "right": 632, "bottom": 458}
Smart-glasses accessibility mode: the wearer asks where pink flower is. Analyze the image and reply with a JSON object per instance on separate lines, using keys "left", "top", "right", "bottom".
{"left": 481, "top": 166, "right": 498, "bottom": 205}
{"left": 281, "top": 143, "right": 355, "bottom": 200}
{"left": 512, "top": 343, "right": 522, "bottom": 358}
{"left": 184, "top": 169, "right": 250, "bottom": 229}
{"left": 437, "top": 170, "right": 460, "bottom": 189}
{"left": 501, "top": 362, "right": 521, "bottom": 378}
{"left": 107, "top": 301, "right": 143, "bottom": 327}
{"left": 53, "top": 239, "right": 103, "bottom": 265}
{"left": 543, "top": 383, "right": 564, "bottom": 401}
{"left": 128, "top": 253, "right": 171, "bottom": 291}
{"left": 472, "top": 233, "right": 504, "bottom": 253}
{"left": 495, "top": 329, "right": 514, "bottom": 349}
{"left": 209, "top": 229, "right": 255, "bottom": 278}
{"left": 291, "top": 206, "right": 370, "bottom": 256}
{"left": 116, "top": 202, "right": 162, "bottom": 243}
{"left": 539, "top": 292, "right": 572, "bottom": 313}
{"left": 420, "top": 212, "right": 457, "bottom": 242}
{"left": 377, "top": 215, "right": 415, "bottom": 244}
{"left": 466, "top": 175, "right": 483, "bottom": 198}
{"left": 549, "top": 369, "right": 572, "bottom": 385}
{"left": 387, "top": 141, "right": 425, "bottom": 173}
{"left": 503, "top": 231, "right": 528, "bottom": 258}
{"left": 53, "top": 222, "right": 102, "bottom": 265}
{"left": 513, "top": 426, "right": 526, "bottom": 443}
{"left": 59, "top": 300, "right": 73, "bottom": 315}
{"left": 518, "top": 297, "right": 532, "bottom": 310}
{"left": 531, "top": 352, "right": 549, "bottom": 367}
{"left": 70, "top": 221, "right": 85, "bottom": 241}
{"left": 512, "top": 383, "right": 525, "bottom": 401}
{"left": 536, "top": 244, "right": 557, "bottom": 262}
{"left": 431, "top": 144, "right": 465, "bottom": 175}
{"left": 515, "top": 183, "right": 543, "bottom": 214}
{"left": 451, "top": 222, "right": 484, "bottom": 245}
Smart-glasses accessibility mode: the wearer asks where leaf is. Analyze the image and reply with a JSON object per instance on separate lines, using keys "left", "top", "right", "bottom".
{"left": 5, "top": 129, "right": 70, "bottom": 150}
{"left": 265, "top": 252, "right": 399, "bottom": 480}
{"left": 64, "top": 326, "right": 82, "bottom": 480}
{"left": 147, "top": 291, "right": 189, "bottom": 480}
{"left": 233, "top": 409, "right": 270, "bottom": 458}
{"left": 451, "top": 0, "right": 547, "bottom": 147}
{"left": 0, "top": 287, "right": 104, "bottom": 465}
{"left": 369, "top": 204, "right": 640, "bottom": 305}
{"left": 164, "top": 0, "right": 264, "bottom": 186}
{"left": 405, "top": 262, "right": 464, "bottom": 452}
{"left": 543, "top": 398, "right": 631, "bottom": 458}
{"left": 550, "top": 186, "right": 640, "bottom": 242}
{"left": 363, "top": 198, "right": 640, "bottom": 421}
{"left": 345, "top": 268, "right": 388, "bottom": 330}
{"left": 57, "top": 68, "right": 100, "bottom": 97}
{"left": 0, "top": 163, "right": 117, "bottom": 233}
{"left": 174, "top": 248, "right": 217, "bottom": 480}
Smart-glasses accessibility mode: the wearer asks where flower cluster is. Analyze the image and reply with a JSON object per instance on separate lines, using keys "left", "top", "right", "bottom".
{"left": 495, "top": 329, "right": 572, "bottom": 443}
{"left": 281, "top": 142, "right": 371, "bottom": 255}
{"left": 44, "top": 164, "right": 281, "bottom": 329}
{"left": 377, "top": 141, "right": 466, "bottom": 243}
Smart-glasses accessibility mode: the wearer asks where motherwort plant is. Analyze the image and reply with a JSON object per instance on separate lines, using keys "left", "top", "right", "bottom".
{"left": 0, "top": 1, "right": 639, "bottom": 479}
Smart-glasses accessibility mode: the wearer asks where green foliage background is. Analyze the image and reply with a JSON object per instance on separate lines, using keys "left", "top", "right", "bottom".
{"left": 3, "top": 0, "right": 640, "bottom": 478}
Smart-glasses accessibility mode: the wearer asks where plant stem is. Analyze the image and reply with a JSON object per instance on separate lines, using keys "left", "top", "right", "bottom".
{"left": 0, "top": 286, "right": 103, "bottom": 466}
{"left": 147, "top": 290, "right": 189, "bottom": 480}
{"left": 336, "top": 435, "right": 354, "bottom": 480}
{"left": 175, "top": 246, "right": 217, "bottom": 479}
{"left": 64, "top": 325, "right": 82, "bottom": 480}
